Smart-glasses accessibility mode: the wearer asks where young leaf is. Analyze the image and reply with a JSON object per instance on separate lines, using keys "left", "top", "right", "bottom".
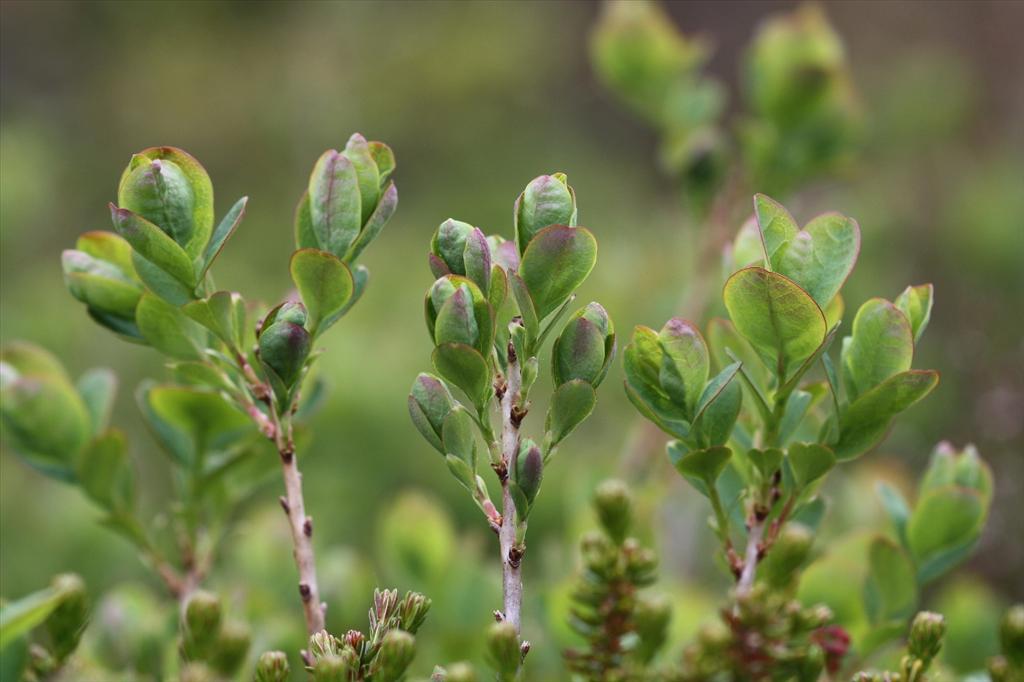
{"left": 691, "top": 362, "right": 742, "bottom": 447}
{"left": 723, "top": 266, "right": 826, "bottom": 380}
{"left": 907, "top": 486, "right": 985, "bottom": 582}
{"left": 787, "top": 442, "right": 836, "bottom": 489}
{"left": 657, "top": 318, "right": 709, "bottom": 419}
{"left": 895, "top": 283, "right": 934, "bottom": 344}
{"left": 290, "top": 249, "right": 354, "bottom": 336}
{"left": 109, "top": 206, "right": 196, "bottom": 288}
{"left": 135, "top": 293, "right": 207, "bottom": 361}
{"left": 772, "top": 212, "right": 860, "bottom": 309}
{"left": 431, "top": 343, "right": 492, "bottom": 410}
{"left": 864, "top": 536, "right": 918, "bottom": 625}
{"left": 753, "top": 193, "right": 798, "bottom": 264}
{"left": 197, "top": 196, "right": 248, "bottom": 280}
{"left": 308, "top": 150, "right": 361, "bottom": 257}
{"left": 519, "top": 225, "right": 597, "bottom": 319}
{"left": 843, "top": 298, "right": 914, "bottom": 400}
{"left": 347, "top": 181, "right": 398, "bottom": 263}
{"left": 76, "top": 368, "right": 117, "bottom": 436}
{"left": 834, "top": 370, "right": 939, "bottom": 460}
{"left": 509, "top": 271, "right": 539, "bottom": 348}
{"left": 182, "top": 291, "right": 246, "bottom": 352}
{"left": 77, "top": 429, "right": 134, "bottom": 513}
{"left": 441, "top": 405, "right": 476, "bottom": 468}
{"left": 669, "top": 443, "right": 731, "bottom": 497}
{"left": 0, "top": 584, "right": 67, "bottom": 650}
{"left": 546, "top": 379, "right": 597, "bottom": 447}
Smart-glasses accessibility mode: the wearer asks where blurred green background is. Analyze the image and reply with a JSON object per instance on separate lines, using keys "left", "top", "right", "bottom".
{"left": 2, "top": 1, "right": 1021, "bottom": 678}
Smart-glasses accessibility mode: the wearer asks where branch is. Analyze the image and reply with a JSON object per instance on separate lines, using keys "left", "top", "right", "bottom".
{"left": 497, "top": 342, "right": 524, "bottom": 640}
{"left": 273, "top": 413, "right": 325, "bottom": 636}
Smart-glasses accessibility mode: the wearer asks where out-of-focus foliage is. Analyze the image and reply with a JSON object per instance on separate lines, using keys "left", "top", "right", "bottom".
{"left": 1, "top": 1, "right": 1022, "bottom": 680}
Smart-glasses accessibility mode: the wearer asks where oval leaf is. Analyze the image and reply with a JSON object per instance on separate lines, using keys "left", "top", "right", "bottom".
{"left": 519, "top": 225, "right": 597, "bottom": 320}
{"left": 546, "top": 379, "right": 597, "bottom": 447}
{"left": 290, "top": 249, "right": 354, "bottom": 336}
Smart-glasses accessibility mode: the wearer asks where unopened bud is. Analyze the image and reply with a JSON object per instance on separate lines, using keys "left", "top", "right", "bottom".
{"left": 486, "top": 622, "right": 521, "bottom": 676}
{"left": 515, "top": 173, "right": 577, "bottom": 253}
{"left": 46, "top": 573, "right": 89, "bottom": 662}
{"left": 313, "top": 654, "right": 348, "bottom": 682}
{"left": 255, "top": 650, "right": 290, "bottom": 682}
{"left": 399, "top": 591, "right": 432, "bottom": 634}
{"left": 514, "top": 440, "right": 544, "bottom": 507}
{"left": 258, "top": 309, "right": 311, "bottom": 389}
{"left": 182, "top": 591, "right": 221, "bottom": 660}
{"left": 376, "top": 629, "right": 416, "bottom": 682}
{"left": 210, "top": 620, "right": 250, "bottom": 676}
{"left": 118, "top": 155, "right": 198, "bottom": 250}
{"left": 593, "top": 479, "right": 632, "bottom": 544}
{"left": 907, "top": 611, "right": 945, "bottom": 663}
{"left": 760, "top": 523, "right": 813, "bottom": 589}
{"left": 1000, "top": 604, "right": 1024, "bottom": 666}
{"left": 408, "top": 373, "right": 456, "bottom": 453}
{"left": 552, "top": 302, "right": 615, "bottom": 388}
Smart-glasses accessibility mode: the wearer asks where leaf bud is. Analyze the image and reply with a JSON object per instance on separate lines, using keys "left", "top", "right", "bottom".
{"left": 514, "top": 173, "right": 577, "bottom": 253}
{"left": 430, "top": 220, "right": 492, "bottom": 293}
{"left": 426, "top": 275, "right": 490, "bottom": 354}
{"left": 179, "top": 662, "right": 216, "bottom": 682}
{"left": 634, "top": 595, "right": 671, "bottom": 662}
{"left": 552, "top": 302, "right": 615, "bottom": 388}
{"left": 258, "top": 304, "right": 312, "bottom": 389}
{"left": 255, "top": 651, "right": 291, "bottom": 682}
{"left": 118, "top": 153, "right": 199, "bottom": 251}
{"left": 439, "top": 662, "right": 478, "bottom": 682}
{"left": 760, "top": 523, "right": 813, "bottom": 590}
{"left": 514, "top": 439, "right": 544, "bottom": 506}
{"left": 399, "top": 591, "right": 432, "bottom": 634}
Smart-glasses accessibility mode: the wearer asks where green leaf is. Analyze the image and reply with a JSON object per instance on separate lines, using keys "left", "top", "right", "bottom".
{"left": 772, "top": 211, "right": 860, "bottom": 309}
{"left": 294, "top": 190, "right": 317, "bottom": 250}
{"left": 722, "top": 267, "right": 826, "bottom": 381}
{"left": 842, "top": 298, "right": 913, "bottom": 400}
{"left": 907, "top": 486, "right": 985, "bottom": 582}
{"left": 747, "top": 448, "right": 783, "bottom": 481}
{"left": 546, "top": 379, "right": 597, "bottom": 447}
{"left": 432, "top": 343, "right": 492, "bottom": 410}
{"left": 182, "top": 291, "right": 246, "bottom": 352}
{"left": 75, "top": 368, "right": 117, "bottom": 436}
{"left": 787, "top": 442, "right": 836, "bottom": 489}
{"left": 343, "top": 133, "right": 379, "bottom": 224}
{"left": 408, "top": 373, "right": 455, "bottom": 454}
{"left": 130, "top": 254, "right": 195, "bottom": 305}
{"left": 308, "top": 149, "right": 361, "bottom": 257}
{"left": 669, "top": 443, "right": 731, "bottom": 498}
{"left": 290, "top": 249, "right": 354, "bottom": 336}
{"left": 441, "top": 405, "right": 476, "bottom": 467}
{"left": 895, "top": 283, "right": 934, "bottom": 344}
{"left": 514, "top": 173, "right": 577, "bottom": 251}
{"left": 876, "top": 482, "right": 911, "bottom": 547}
{"left": 445, "top": 453, "right": 476, "bottom": 491}
{"left": 110, "top": 205, "right": 196, "bottom": 288}
{"left": 657, "top": 318, "right": 709, "bottom": 419}
{"left": 197, "top": 196, "right": 247, "bottom": 281}
{"left": 1, "top": 377, "right": 90, "bottom": 481}
{"left": 0, "top": 585, "right": 66, "bottom": 650}
{"left": 347, "top": 181, "right": 397, "bottom": 263}
{"left": 864, "top": 536, "right": 918, "bottom": 625}
{"left": 707, "top": 317, "right": 769, "bottom": 392}
{"left": 135, "top": 293, "right": 207, "bottom": 360}
{"left": 753, "top": 193, "right": 798, "bottom": 265}
{"left": 834, "top": 370, "right": 939, "bottom": 460}
{"left": 692, "top": 362, "right": 742, "bottom": 447}
{"left": 509, "top": 272, "right": 539, "bottom": 347}
{"left": 519, "top": 224, "right": 597, "bottom": 319}
{"left": 623, "top": 325, "right": 688, "bottom": 432}
{"left": 146, "top": 385, "right": 251, "bottom": 459}
{"left": 77, "top": 429, "right": 134, "bottom": 512}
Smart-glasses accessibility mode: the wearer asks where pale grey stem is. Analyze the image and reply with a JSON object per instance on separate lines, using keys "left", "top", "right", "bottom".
{"left": 737, "top": 517, "right": 765, "bottom": 595}
{"left": 277, "top": 437, "right": 325, "bottom": 635}
{"left": 498, "top": 350, "right": 523, "bottom": 637}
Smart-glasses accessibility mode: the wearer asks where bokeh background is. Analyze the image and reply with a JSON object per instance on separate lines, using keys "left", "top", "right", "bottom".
{"left": 2, "top": 1, "right": 1021, "bottom": 679}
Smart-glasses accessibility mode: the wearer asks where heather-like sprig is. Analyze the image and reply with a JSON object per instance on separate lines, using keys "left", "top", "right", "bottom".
{"left": 410, "top": 173, "right": 614, "bottom": 676}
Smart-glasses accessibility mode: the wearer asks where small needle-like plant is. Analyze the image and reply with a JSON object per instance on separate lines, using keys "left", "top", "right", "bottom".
{"left": 409, "top": 173, "right": 615, "bottom": 677}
